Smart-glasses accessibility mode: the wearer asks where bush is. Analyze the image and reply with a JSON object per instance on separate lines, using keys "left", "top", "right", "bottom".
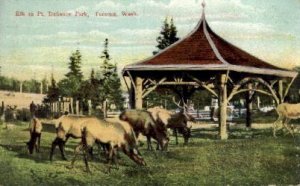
{"left": 4, "top": 107, "right": 17, "bottom": 122}
{"left": 35, "top": 104, "right": 51, "bottom": 118}
{"left": 16, "top": 108, "right": 31, "bottom": 121}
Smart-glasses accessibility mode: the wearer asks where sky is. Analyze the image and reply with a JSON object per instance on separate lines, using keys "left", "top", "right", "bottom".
{"left": 0, "top": 0, "right": 300, "bottom": 81}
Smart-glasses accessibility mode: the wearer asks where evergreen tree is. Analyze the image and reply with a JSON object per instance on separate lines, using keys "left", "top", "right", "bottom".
{"left": 58, "top": 50, "right": 83, "bottom": 98}
{"left": 98, "top": 38, "right": 124, "bottom": 112}
{"left": 153, "top": 17, "right": 179, "bottom": 55}
{"left": 44, "top": 74, "right": 59, "bottom": 103}
{"left": 65, "top": 50, "right": 83, "bottom": 81}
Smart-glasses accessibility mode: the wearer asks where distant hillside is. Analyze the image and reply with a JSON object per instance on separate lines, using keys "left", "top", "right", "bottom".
{"left": 0, "top": 90, "right": 46, "bottom": 109}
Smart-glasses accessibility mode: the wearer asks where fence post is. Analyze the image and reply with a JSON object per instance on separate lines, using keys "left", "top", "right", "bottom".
{"left": 76, "top": 100, "right": 79, "bottom": 115}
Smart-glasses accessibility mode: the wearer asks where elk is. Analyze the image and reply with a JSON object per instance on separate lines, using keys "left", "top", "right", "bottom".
{"left": 119, "top": 110, "right": 169, "bottom": 151}
{"left": 273, "top": 103, "right": 300, "bottom": 138}
{"left": 148, "top": 106, "right": 194, "bottom": 146}
{"left": 68, "top": 118, "right": 146, "bottom": 173}
{"left": 27, "top": 117, "right": 43, "bottom": 154}
{"left": 49, "top": 115, "right": 99, "bottom": 161}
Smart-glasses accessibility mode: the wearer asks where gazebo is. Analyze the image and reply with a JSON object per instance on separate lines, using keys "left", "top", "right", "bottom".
{"left": 122, "top": 3, "right": 298, "bottom": 139}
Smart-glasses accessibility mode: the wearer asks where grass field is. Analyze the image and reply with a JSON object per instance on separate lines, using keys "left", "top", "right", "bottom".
{"left": 0, "top": 121, "right": 299, "bottom": 186}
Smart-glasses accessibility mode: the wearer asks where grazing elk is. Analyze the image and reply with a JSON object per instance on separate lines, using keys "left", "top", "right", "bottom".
{"left": 119, "top": 110, "right": 169, "bottom": 151}
{"left": 27, "top": 117, "right": 43, "bottom": 154}
{"left": 273, "top": 103, "right": 300, "bottom": 138}
{"left": 68, "top": 118, "right": 146, "bottom": 173}
{"left": 148, "top": 106, "right": 194, "bottom": 146}
{"left": 50, "top": 115, "right": 99, "bottom": 161}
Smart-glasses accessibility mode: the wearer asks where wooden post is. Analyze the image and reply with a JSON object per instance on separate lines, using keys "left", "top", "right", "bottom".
{"left": 70, "top": 98, "right": 74, "bottom": 114}
{"left": 103, "top": 99, "right": 107, "bottom": 119}
{"left": 40, "top": 82, "right": 43, "bottom": 94}
{"left": 257, "top": 96, "right": 260, "bottom": 109}
{"left": 20, "top": 81, "right": 23, "bottom": 93}
{"left": 76, "top": 100, "right": 79, "bottom": 115}
{"left": 135, "top": 77, "right": 143, "bottom": 109}
{"left": 129, "top": 83, "right": 135, "bottom": 109}
{"left": 62, "top": 100, "right": 65, "bottom": 113}
{"left": 246, "top": 83, "right": 253, "bottom": 128}
{"left": 88, "top": 100, "right": 92, "bottom": 115}
{"left": 278, "top": 80, "right": 283, "bottom": 103}
{"left": 219, "top": 74, "right": 228, "bottom": 140}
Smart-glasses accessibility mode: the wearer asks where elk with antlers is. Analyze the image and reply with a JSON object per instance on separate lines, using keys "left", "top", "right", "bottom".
{"left": 273, "top": 103, "right": 300, "bottom": 138}
{"left": 148, "top": 106, "right": 194, "bottom": 146}
{"left": 119, "top": 109, "right": 169, "bottom": 151}
{"left": 151, "top": 97, "right": 195, "bottom": 145}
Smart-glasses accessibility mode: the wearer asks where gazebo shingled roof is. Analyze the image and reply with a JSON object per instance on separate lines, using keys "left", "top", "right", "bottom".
{"left": 123, "top": 11, "right": 297, "bottom": 78}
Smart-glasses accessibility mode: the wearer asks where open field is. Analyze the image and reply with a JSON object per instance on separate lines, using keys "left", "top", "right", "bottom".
{"left": 0, "top": 90, "right": 45, "bottom": 109}
{"left": 0, "top": 120, "right": 299, "bottom": 185}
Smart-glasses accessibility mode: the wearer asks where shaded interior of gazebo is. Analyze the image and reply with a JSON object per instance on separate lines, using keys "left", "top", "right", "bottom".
{"left": 122, "top": 5, "right": 298, "bottom": 139}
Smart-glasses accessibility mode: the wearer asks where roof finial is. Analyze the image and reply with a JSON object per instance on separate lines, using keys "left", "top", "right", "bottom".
{"left": 202, "top": 0, "right": 206, "bottom": 9}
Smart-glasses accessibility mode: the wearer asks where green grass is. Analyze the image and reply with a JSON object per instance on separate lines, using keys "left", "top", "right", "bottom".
{"left": 0, "top": 122, "right": 299, "bottom": 185}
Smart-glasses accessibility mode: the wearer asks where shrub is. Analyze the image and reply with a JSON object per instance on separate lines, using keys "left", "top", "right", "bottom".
{"left": 16, "top": 108, "right": 31, "bottom": 121}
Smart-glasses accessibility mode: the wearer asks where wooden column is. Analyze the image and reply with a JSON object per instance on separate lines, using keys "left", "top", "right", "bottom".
{"left": 103, "top": 99, "right": 107, "bottom": 119}
{"left": 129, "top": 83, "right": 135, "bottom": 109}
{"left": 76, "top": 100, "right": 79, "bottom": 115}
{"left": 20, "top": 82, "right": 23, "bottom": 93}
{"left": 88, "top": 100, "right": 92, "bottom": 115}
{"left": 246, "top": 83, "right": 253, "bottom": 128}
{"left": 70, "top": 98, "right": 74, "bottom": 114}
{"left": 278, "top": 80, "right": 283, "bottom": 103}
{"left": 135, "top": 77, "right": 143, "bottom": 109}
{"left": 219, "top": 74, "right": 228, "bottom": 140}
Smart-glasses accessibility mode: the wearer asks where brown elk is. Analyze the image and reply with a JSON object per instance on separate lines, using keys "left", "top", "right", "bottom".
{"left": 273, "top": 103, "right": 300, "bottom": 138}
{"left": 148, "top": 106, "right": 194, "bottom": 146}
{"left": 49, "top": 115, "right": 99, "bottom": 161}
{"left": 119, "top": 110, "right": 169, "bottom": 151}
{"left": 68, "top": 118, "right": 146, "bottom": 173}
{"left": 27, "top": 117, "right": 43, "bottom": 154}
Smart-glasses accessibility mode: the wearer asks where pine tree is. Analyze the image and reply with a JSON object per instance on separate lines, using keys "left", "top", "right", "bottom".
{"left": 65, "top": 50, "right": 83, "bottom": 81}
{"left": 169, "top": 18, "right": 179, "bottom": 44}
{"left": 58, "top": 50, "right": 83, "bottom": 98}
{"left": 98, "top": 38, "right": 124, "bottom": 113}
{"left": 153, "top": 17, "right": 179, "bottom": 55}
{"left": 44, "top": 73, "right": 59, "bottom": 103}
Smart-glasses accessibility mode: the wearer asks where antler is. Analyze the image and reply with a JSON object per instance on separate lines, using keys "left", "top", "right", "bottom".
{"left": 172, "top": 97, "right": 188, "bottom": 112}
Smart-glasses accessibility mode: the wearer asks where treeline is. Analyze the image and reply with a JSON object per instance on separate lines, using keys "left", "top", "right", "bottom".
{"left": 44, "top": 38, "right": 124, "bottom": 114}
{"left": 0, "top": 76, "right": 48, "bottom": 93}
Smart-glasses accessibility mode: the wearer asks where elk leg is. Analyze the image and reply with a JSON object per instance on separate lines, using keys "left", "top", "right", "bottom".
{"left": 37, "top": 133, "right": 41, "bottom": 153}
{"left": 146, "top": 136, "right": 153, "bottom": 151}
{"left": 88, "top": 147, "right": 94, "bottom": 160}
{"left": 156, "top": 142, "right": 160, "bottom": 150}
{"left": 50, "top": 138, "right": 62, "bottom": 161}
{"left": 83, "top": 146, "right": 91, "bottom": 173}
{"left": 273, "top": 115, "right": 283, "bottom": 138}
{"left": 174, "top": 129, "right": 178, "bottom": 145}
{"left": 107, "top": 144, "right": 114, "bottom": 173}
{"left": 113, "top": 148, "right": 119, "bottom": 170}
{"left": 58, "top": 139, "right": 67, "bottom": 160}
{"left": 283, "top": 118, "right": 294, "bottom": 138}
{"left": 67, "top": 143, "right": 83, "bottom": 169}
